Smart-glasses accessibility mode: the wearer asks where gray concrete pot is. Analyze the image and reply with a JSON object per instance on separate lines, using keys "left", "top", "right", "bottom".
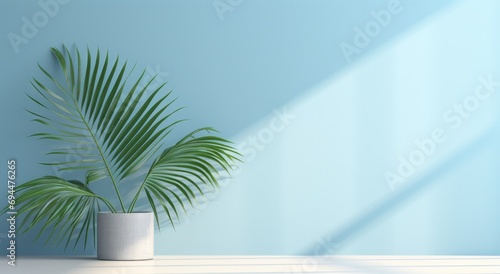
{"left": 97, "top": 212, "right": 154, "bottom": 260}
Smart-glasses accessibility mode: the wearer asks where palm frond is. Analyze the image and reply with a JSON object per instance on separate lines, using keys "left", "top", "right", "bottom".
{"left": 30, "top": 46, "right": 183, "bottom": 211}
{"left": 129, "top": 127, "right": 241, "bottom": 228}
{"left": 15, "top": 176, "right": 113, "bottom": 250}
{"left": 20, "top": 45, "right": 242, "bottom": 250}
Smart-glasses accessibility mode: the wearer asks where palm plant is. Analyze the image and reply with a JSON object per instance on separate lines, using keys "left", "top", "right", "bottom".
{"left": 12, "top": 45, "right": 241, "bottom": 250}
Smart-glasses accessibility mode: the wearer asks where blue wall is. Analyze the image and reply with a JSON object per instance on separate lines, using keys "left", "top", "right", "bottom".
{"left": 2, "top": 0, "right": 500, "bottom": 256}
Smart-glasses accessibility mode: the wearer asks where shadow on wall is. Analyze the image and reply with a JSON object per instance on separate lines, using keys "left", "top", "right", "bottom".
{"left": 301, "top": 123, "right": 500, "bottom": 256}
{"left": 0, "top": 0, "right": 458, "bottom": 134}
{"left": 0, "top": 0, "right": 463, "bottom": 256}
{"left": 173, "top": 0, "right": 460, "bottom": 136}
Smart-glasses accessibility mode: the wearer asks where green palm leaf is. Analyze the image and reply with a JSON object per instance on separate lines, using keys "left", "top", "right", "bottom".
{"left": 129, "top": 127, "right": 241, "bottom": 228}
{"left": 30, "top": 46, "right": 183, "bottom": 211}
{"left": 14, "top": 45, "right": 241, "bottom": 249}
{"left": 14, "top": 176, "right": 113, "bottom": 250}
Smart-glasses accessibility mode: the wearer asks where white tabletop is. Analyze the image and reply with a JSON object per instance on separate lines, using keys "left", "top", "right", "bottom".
{"left": 2, "top": 255, "right": 500, "bottom": 273}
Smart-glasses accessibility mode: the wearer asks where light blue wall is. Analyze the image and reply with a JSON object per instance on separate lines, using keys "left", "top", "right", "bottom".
{"left": 2, "top": 0, "right": 500, "bottom": 256}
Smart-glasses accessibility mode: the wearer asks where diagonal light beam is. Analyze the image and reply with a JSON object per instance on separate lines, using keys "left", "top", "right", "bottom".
{"left": 302, "top": 124, "right": 500, "bottom": 256}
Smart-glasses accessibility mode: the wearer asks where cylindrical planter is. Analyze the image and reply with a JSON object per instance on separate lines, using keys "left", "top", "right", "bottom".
{"left": 97, "top": 212, "right": 154, "bottom": 260}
